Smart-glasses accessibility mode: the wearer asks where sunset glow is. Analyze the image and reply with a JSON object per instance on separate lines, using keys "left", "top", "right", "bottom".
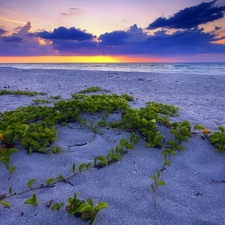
{"left": 0, "top": 56, "right": 121, "bottom": 63}
{"left": 0, "top": 0, "right": 225, "bottom": 62}
{"left": 0, "top": 55, "right": 173, "bottom": 63}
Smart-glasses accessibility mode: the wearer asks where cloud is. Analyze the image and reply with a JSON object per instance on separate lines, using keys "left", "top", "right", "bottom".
{"left": 215, "top": 26, "right": 222, "bottom": 30}
{"left": 38, "top": 26, "right": 94, "bottom": 41}
{"left": 51, "top": 39, "right": 100, "bottom": 55}
{"left": 2, "top": 36, "right": 23, "bottom": 42}
{"left": 1, "top": 21, "right": 225, "bottom": 58}
{"left": 99, "top": 30, "right": 130, "bottom": 45}
{"left": 97, "top": 26, "right": 225, "bottom": 56}
{"left": 144, "top": 28, "right": 220, "bottom": 54}
{"left": 17, "top": 21, "right": 31, "bottom": 35}
{"left": 0, "top": 22, "right": 55, "bottom": 56}
{"left": 61, "top": 8, "right": 80, "bottom": 16}
{"left": 146, "top": 0, "right": 225, "bottom": 30}
{"left": 0, "top": 27, "right": 7, "bottom": 35}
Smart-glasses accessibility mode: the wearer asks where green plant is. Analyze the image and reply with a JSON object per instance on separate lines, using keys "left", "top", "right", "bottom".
{"left": 50, "top": 146, "right": 61, "bottom": 154}
{"left": 121, "top": 94, "right": 134, "bottom": 101}
{"left": 170, "top": 120, "right": 192, "bottom": 144}
{"left": 93, "top": 156, "right": 108, "bottom": 169}
{"left": 0, "top": 90, "right": 47, "bottom": 96}
{"left": 67, "top": 192, "right": 108, "bottom": 225}
{"left": 193, "top": 124, "right": 205, "bottom": 133}
{"left": 209, "top": 126, "right": 225, "bottom": 152}
{"left": 106, "top": 149, "right": 121, "bottom": 164}
{"left": 51, "top": 202, "right": 64, "bottom": 211}
{"left": 146, "top": 101, "right": 179, "bottom": 116}
{"left": 79, "top": 86, "right": 101, "bottom": 93}
{"left": 0, "top": 200, "right": 11, "bottom": 208}
{"left": 2, "top": 87, "right": 223, "bottom": 223}
{"left": 150, "top": 170, "right": 165, "bottom": 207}
{"left": 32, "top": 99, "right": 51, "bottom": 104}
{"left": 0, "top": 145, "right": 18, "bottom": 175}
{"left": 50, "top": 95, "right": 61, "bottom": 99}
{"left": 24, "top": 193, "right": 38, "bottom": 206}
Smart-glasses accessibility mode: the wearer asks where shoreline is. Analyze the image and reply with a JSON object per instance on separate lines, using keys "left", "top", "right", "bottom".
{"left": 1, "top": 62, "right": 225, "bottom": 76}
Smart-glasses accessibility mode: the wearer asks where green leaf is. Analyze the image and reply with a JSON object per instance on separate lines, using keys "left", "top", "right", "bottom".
{"left": 164, "top": 160, "right": 171, "bottom": 166}
{"left": 27, "top": 179, "right": 36, "bottom": 189}
{"left": 46, "top": 178, "right": 55, "bottom": 185}
{"left": 0, "top": 200, "right": 11, "bottom": 208}
{"left": 161, "top": 151, "right": 167, "bottom": 159}
{"left": 167, "top": 140, "right": 176, "bottom": 148}
{"left": 13, "top": 134, "right": 21, "bottom": 142}
{"left": 51, "top": 203, "right": 64, "bottom": 211}
{"left": 57, "top": 175, "right": 65, "bottom": 181}
{"left": 119, "top": 138, "right": 128, "bottom": 146}
{"left": 218, "top": 126, "right": 225, "bottom": 133}
{"left": 156, "top": 180, "right": 166, "bottom": 186}
{"left": 9, "top": 166, "right": 16, "bottom": 175}
{"left": 86, "top": 163, "right": 92, "bottom": 169}
{"left": 176, "top": 144, "right": 185, "bottom": 151}
{"left": 24, "top": 198, "right": 33, "bottom": 205}
{"left": 151, "top": 184, "right": 155, "bottom": 193}
{"left": 79, "top": 204, "right": 94, "bottom": 213}
{"left": 5, "top": 148, "right": 18, "bottom": 156}
{"left": 157, "top": 170, "right": 161, "bottom": 179}
{"left": 81, "top": 212, "right": 91, "bottom": 220}
{"left": 111, "top": 154, "right": 121, "bottom": 161}
{"left": 24, "top": 194, "right": 38, "bottom": 206}
{"left": 130, "top": 133, "right": 135, "bottom": 143}
{"left": 87, "top": 198, "right": 94, "bottom": 207}
{"left": 150, "top": 175, "right": 157, "bottom": 182}
{"left": 71, "top": 163, "right": 76, "bottom": 173}
{"left": 141, "top": 118, "right": 148, "bottom": 126}
{"left": 79, "top": 163, "right": 87, "bottom": 172}
{"left": 95, "top": 202, "right": 108, "bottom": 211}
{"left": 22, "top": 124, "right": 30, "bottom": 137}
{"left": 150, "top": 119, "right": 156, "bottom": 123}
{"left": 194, "top": 124, "right": 205, "bottom": 130}
{"left": 8, "top": 187, "right": 12, "bottom": 195}
{"left": 28, "top": 146, "right": 33, "bottom": 154}
{"left": 133, "top": 136, "right": 140, "bottom": 145}
{"left": 170, "top": 129, "right": 179, "bottom": 139}
{"left": 125, "top": 143, "right": 134, "bottom": 150}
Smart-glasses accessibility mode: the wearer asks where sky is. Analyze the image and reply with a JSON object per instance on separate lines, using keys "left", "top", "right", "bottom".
{"left": 0, "top": 0, "right": 225, "bottom": 63}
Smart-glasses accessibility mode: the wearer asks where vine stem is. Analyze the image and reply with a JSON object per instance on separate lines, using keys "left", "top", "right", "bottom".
{"left": 2, "top": 169, "right": 89, "bottom": 200}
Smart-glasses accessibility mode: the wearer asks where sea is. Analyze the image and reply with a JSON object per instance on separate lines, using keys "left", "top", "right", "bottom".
{"left": 0, "top": 62, "right": 225, "bottom": 76}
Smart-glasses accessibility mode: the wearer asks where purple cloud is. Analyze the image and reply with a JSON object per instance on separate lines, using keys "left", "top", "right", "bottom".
{"left": 0, "top": 22, "right": 54, "bottom": 56}
{"left": 99, "top": 31, "right": 130, "bottom": 45}
{"left": 0, "top": 27, "right": 7, "bottom": 36}
{"left": 1, "top": 20, "right": 225, "bottom": 58}
{"left": 61, "top": 8, "right": 80, "bottom": 16}
{"left": 143, "top": 28, "right": 225, "bottom": 55}
{"left": 2, "top": 36, "right": 23, "bottom": 42}
{"left": 215, "top": 26, "right": 222, "bottom": 30}
{"left": 38, "top": 27, "right": 94, "bottom": 41}
{"left": 146, "top": 0, "right": 225, "bottom": 30}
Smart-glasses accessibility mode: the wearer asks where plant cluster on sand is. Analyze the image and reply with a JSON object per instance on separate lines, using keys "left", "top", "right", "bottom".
{"left": 0, "top": 86, "right": 225, "bottom": 224}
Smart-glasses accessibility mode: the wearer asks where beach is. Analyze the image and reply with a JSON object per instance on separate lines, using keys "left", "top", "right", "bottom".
{"left": 1, "top": 67, "right": 225, "bottom": 225}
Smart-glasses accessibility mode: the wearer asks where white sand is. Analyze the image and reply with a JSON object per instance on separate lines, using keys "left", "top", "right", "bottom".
{"left": 0, "top": 68, "right": 225, "bottom": 225}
